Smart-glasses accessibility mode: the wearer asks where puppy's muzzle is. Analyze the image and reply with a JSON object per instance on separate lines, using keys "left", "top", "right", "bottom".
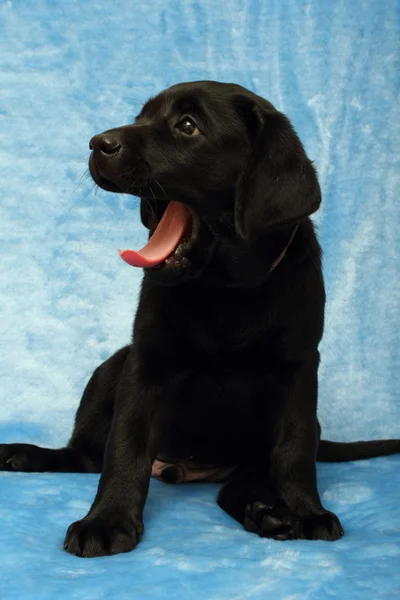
{"left": 89, "top": 126, "right": 149, "bottom": 193}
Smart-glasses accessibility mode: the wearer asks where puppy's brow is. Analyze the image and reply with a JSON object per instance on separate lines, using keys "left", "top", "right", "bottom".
{"left": 173, "top": 96, "right": 204, "bottom": 117}
{"left": 135, "top": 94, "right": 165, "bottom": 121}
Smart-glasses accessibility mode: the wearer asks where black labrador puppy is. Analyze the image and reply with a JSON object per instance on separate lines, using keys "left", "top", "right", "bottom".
{"left": 1, "top": 81, "right": 399, "bottom": 558}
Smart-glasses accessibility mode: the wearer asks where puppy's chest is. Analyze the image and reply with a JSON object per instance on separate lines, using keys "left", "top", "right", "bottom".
{"left": 174, "top": 299, "right": 276, "bottom": 355}
{"left": 149, "top": 302, "right": 285, "bottom": 462}
{"left": 157, "top": 366, "right": 278, "bottom": 463}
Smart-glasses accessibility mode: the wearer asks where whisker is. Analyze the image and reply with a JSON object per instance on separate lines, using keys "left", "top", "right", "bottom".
{"left": 153, "top": 180, "right": 168, "bottom": 201}
{"left": 148, "top": 183, "right": 156, "bottom": 202}
{"left": 126, "top": 180, "right": 138, "bottom": 195}
{"left": 140, "top": 179, "right": 157, "bottom": 220}
{"left": 140, "top": 187, "right": 156, "bottom": 218}
{"left": 115, "top": 166, "right": 138, "bottom": 181}
{"left": 78, "top": 169, "right": 90, "bottom": 183}
{"left": 81, "top": 183, "right": 97, "bottom": 201}
{"left": 73, "top": 169, "right": 92, "bottom": 193}
{"left": 143, "top": 197, "right": 154, "bottom": 217}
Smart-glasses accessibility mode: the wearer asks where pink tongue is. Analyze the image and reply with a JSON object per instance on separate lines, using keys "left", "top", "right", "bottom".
{"left": 119, "top": 200, "right": 192, "bottom": 268}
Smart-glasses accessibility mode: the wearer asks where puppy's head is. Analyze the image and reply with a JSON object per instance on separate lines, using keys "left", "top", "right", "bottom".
{"left": 89, "top": 81, "right": 320, "bottom": 285}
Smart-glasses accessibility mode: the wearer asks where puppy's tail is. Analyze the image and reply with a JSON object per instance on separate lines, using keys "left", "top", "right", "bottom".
{"left": 317, "top": 439, "right": 400, "bottom": 462}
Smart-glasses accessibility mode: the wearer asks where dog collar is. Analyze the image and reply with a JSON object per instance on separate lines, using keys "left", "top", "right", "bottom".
{"left": 269, "top": 222, "right": 300, "bottom": 273}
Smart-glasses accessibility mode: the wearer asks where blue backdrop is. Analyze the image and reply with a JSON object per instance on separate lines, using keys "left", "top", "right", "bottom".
{"left": 0, "top": 1, "right": 399, "bottom": 598}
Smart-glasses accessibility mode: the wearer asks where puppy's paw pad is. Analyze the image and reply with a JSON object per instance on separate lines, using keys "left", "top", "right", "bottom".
{"left": 295, "top": 511, "right": 344, "bottom": 541}
{"left": 64, "top": 516, "right": 143, "bottom": 558}
{"left": 244, "top": 500, "right": 294, "bottom": 539}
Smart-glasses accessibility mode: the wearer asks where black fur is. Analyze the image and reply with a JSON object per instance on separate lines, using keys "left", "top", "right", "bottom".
{"left": 1, "top": 81, "right": 399, "bottom": 557}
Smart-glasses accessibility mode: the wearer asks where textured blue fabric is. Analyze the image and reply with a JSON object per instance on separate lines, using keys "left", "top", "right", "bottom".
{"left": 0, "top": 0, "right": 399, "bottom": 598}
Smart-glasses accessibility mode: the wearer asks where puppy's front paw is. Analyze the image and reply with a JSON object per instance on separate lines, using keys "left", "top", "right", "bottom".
{"left": 244, "top": 499, "right": 295, "bottom": 540}
{"left": 294, "top": 511, "right": 344, "bottom": 541}
{"left": 64, "top": 515, "right": 143, "bottom": 557}
{"left": 244, "top": 502, "right": 343, "bottom": 542}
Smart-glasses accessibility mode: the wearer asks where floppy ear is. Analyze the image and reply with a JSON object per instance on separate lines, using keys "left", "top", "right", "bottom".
{"left": 235, "top": 100, "right": 321, "bottom": 239}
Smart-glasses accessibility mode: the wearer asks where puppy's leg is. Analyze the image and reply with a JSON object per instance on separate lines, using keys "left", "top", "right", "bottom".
{"left": 218, "top": 466, "right": 295, "bottom": 539}
{"left": 220, "top": 356, "right": 343, "bottom": 542}
{"left": 64, "top": 349, "right": 155, "bottom": 557}
{"left": 0, "top": 345, "right": 131, "bottom": 473}
{"left": 269, "top": 353, "right": 343, "bottom": 541}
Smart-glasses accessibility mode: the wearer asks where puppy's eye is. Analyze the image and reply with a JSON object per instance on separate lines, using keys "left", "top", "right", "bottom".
{"left": 176, "top": 117, "right": 201, "bottom": 136}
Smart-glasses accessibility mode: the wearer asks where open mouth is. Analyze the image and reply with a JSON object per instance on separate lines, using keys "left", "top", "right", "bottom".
{"left": 89, "top": 156, "right": 194, "bottom": 271}
{"left": 119, "top": 200, "right": 194, "bottom": 270}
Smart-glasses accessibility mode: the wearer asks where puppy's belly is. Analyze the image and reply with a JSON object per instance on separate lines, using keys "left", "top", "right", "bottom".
{"left": 151, "top": 458, "right": 236, "bottom": 483}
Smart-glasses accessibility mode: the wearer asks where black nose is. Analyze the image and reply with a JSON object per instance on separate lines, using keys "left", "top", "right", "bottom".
{"left": 90, "top": 134, "right": 122, "bottom": 156}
